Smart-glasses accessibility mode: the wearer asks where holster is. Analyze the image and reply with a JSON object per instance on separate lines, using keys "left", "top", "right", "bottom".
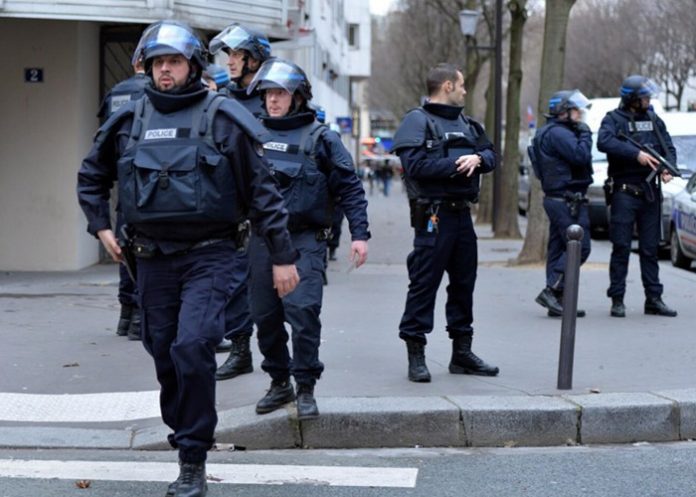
{"left": 118, "top": 225, "right": 138, "bottom": 282}
{"left": 563, "top": 192, "right": 588, "bottom": 219}
{"left": 234, "top": 220, "right": 251, "bottom": 252}
{"left": 603, "top": 178, "right": 614, "bottom": 207}
{"left": 409, "top": 199, "right": 431, "bottom": 230}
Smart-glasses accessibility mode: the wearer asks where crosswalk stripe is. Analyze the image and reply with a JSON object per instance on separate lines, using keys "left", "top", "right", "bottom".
{"left": 0, "top": 459, "right": 418, "bottom": 488}
{"left": 0, "top": 391, "right": 160, "bottom": 422}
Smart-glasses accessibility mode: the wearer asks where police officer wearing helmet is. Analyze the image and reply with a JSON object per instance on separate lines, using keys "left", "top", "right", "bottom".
{"left": 209, "top": 24, "right": 272, "bottom": 381}
{"left": 209, "top": 23, "right": 271, "bottom": 117}
{"left": 246, "top": 58, "right": 370, "bottom": 420}
{"left": 97, "top": 43, "right": 151, "bottom": 341}
{"left": 392, "top": 63, "right": 498, "bottom": 383}
{"left": 598, "top": 75, "right": 677, "bottom": 318}
{"left": 531, "top": 90, "right": 593, "bottom": 317}
{"left": 77, "top": 21, "right": 299, "bottom": 497}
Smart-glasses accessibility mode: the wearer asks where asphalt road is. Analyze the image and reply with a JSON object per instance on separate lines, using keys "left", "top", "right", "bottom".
{"left": 1, "top": 442, "right": 695, "bottom": 497}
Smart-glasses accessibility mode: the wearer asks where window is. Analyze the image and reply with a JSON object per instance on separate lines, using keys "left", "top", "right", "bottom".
{"left": 348, "top": 23, "right": 359, "bottom": 48}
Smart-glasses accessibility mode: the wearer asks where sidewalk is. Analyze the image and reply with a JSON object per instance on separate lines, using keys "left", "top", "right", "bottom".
{"left": 1, "top": 187, "right": 695, "bottom": 450}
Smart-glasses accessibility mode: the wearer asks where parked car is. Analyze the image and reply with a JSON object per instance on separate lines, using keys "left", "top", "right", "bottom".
{"left": 669, "top": 173, "right": 696, "bottom": 268}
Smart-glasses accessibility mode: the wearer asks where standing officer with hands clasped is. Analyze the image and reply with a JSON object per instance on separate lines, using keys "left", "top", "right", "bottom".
{"left": 77, "top": 21, "right": 299, "bottom": 497}
{"left": 598, "top": 75, "right": 677, "bottom": 318}
{"left": 392, "top": 63, "right": 499, "bottom": 383}
{"left": 530, "top": 90, "right": 593, "bottom": 318}
{"left": 246, "top": 58, "right": 370, "bottom": 419}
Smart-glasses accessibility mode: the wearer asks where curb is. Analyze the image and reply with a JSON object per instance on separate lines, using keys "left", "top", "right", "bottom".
{"left": 3, "top": 390, "right": 696, "bottom": 450}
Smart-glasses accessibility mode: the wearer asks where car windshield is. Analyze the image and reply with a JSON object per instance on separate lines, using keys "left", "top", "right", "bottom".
{"left": 591, "top": 133, "right": 605, "bottom": 162}
{"left": 672, "top": 135, "right": 696, "bottom": 176}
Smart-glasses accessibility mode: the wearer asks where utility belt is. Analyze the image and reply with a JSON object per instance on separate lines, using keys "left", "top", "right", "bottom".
{"left": 288, "top": 225, "right": 332, "bottom": 242}
{"left": 615, "top": 182, "right": 645, "bottom": 198}
{"left": 546, "top": 192, "right": 588, "bottom": 218}
{"left": 131, "top": 236, "right": 235, "bottom": 258}
{"left": 409, "top": 198, "right": 471, "bottom": 230}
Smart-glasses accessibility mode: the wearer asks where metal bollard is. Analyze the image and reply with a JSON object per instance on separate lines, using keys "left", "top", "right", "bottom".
{"left": 557, "top": 224, "right": 584, "bottom": 390}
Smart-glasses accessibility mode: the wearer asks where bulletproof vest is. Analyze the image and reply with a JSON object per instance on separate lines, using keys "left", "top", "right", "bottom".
{"left": 220, "top": 83, "right": 264, "bottom": 117}
{"left": 606, "top": 110, "right": 669, "bottom": 181}
{"left": 404, "top": 108, "right": 481, "bottom": 201}
{"left": 262, "top": 121, "right": 332, "bottom": 229}
{"left": 117, "top": 92, "right": 240, "bottom": 226}
{"left": 104, "top": 75, "right": 149, "bottom": 118}
{"left": 532, "top": 122, "right": 592, "bottom": 195}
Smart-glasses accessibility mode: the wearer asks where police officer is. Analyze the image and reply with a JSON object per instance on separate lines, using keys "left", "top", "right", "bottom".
{"left": 246, "top": 58, "right": 370, "bottom": 419}
{"left": 210, "top": 23, "right": 271, "bottom": 117}
{"left": 98, "top": 49, "right": 150, "bottom": 341}
{"left": 208, "top": 24, "right": 273, "bottom": 380}
{"left": 598, "top": 75, "right": 677, "bottom": 318}
{"left": 77, "top": 22, "right": 299, "bottom": 497}
{"left": 392, "top": 63, "right": 498, "bottom": 383}
{"left": 531, "top": 90, "right": 593, "bottom": 317}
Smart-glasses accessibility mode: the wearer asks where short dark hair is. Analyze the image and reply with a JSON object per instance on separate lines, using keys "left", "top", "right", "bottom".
{"left": 426, "top": 63, "right": 461, "bottom": 96}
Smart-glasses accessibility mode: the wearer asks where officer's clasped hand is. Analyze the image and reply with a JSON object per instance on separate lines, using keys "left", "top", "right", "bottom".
{"left": 454, "top": 154, "right": 481, "bottom": 177}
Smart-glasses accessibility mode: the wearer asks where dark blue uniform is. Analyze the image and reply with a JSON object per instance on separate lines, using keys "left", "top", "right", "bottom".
{"left": 597, "top": 108, "right": 675, "bottom": 300}
{"left": 533, "top": 118, "right": 593, "bottom": 290}
{"left": 251, "top": 111, "right": 369, "bottom": 386}
{"left": 217, "top": 83, "right": 264, "bottom": 347}
{"left": 219, "top": 83, "right": 265, "bottom": 117}
{"left": 98, "top": 73, "right": 150, "bottom": 317}
{"left": 393, "top": 103, "right": 495, "bottom": 344}
{"left": 77, "top": 83, "right": 296, "bottom": 463}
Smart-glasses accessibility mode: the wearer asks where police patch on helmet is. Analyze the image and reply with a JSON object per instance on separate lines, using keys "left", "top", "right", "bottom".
{"left": 254, "top": 142, "right": 265, "bottom": 157}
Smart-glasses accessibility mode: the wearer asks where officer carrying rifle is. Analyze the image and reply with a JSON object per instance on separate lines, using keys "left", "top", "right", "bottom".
{"left": 598, "top": 75, "right": 678, "bottom": 318}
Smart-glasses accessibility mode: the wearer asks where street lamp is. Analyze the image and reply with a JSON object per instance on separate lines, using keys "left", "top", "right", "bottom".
{"left": 459, "top": 3, "right": 503, "bottom": 232}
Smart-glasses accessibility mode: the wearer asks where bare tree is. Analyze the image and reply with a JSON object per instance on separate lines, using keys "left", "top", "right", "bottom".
{"left": 516, "top": 0, "right": 576, "bottom": 264}
{"left": 495, "top": 0, "right": 527, "bottom": 239}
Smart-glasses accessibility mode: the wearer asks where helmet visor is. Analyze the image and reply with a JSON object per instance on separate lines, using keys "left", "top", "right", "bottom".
{"left": 639, "top": 78, "right": 661, "bottom": 98}
{"left": 139, "top": 23, "right": 201, "bottom": 62}
{"left": 209, "top": 25, "right": 252, "bottom": 55}
{"left": 566, "top": 90, "right": 591, "bottom": 110}
{"left": 247, "top": 59, "right": 305, "bottom": 95}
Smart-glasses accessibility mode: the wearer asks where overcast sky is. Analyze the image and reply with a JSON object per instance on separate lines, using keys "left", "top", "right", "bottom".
{"left": 369, "top": 0, "right": 396, "bottom": 16}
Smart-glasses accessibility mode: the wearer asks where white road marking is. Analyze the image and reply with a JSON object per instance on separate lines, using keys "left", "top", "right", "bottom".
{"left": 0, "top": 459, "right": 418, "bottom": 488}
{"left": 0, "top": 391, "right": 160, "bottom": 422}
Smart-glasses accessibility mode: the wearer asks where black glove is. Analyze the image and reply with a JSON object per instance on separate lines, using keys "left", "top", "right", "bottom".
{"left": 573, "top": 121, "right": 591, "bottom": 135}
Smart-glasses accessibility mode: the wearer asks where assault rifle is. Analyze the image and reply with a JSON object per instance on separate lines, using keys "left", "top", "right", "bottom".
{"left": 617, "top": 131, "right": 681, "bottom": 183}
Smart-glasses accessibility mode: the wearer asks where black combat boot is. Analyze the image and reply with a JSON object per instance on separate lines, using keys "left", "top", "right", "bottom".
{"left": 215, "top": 338, "right": 232, "bottom": 353}
{"left": 296, "top": 383, "right": 319, "bottom": 420}
{"left": 173, "top": 461, "right": 207, "bottom": 497}
{"left": 116, "top": 304, "right": 133, "bottom": 336}
{"left": 547, "top": 290, "right": 586, "bottom": 318}
{"left": 328, "top": 247, "right": 337, "bottom": 261}
{"left": 644, "top": 296, "right": 677, "bottom": 317}
{"left": 405, "top": 340, "right": 431, "bottom": 383}
{"left": 256, "top": 379, "right": 295, "bottom": 414}
{"left": 449, "top": 335, "right": 499, "bottom": 376}
{"left": 535, "top": 287, "right": 563, "bottom": 316}
{"left": 215, "top": 335, "right": 253, "bottom": 381}
{"left": 610, "top": 296, "right": 626, "bottom": 318}
{"left": 127, "top": 307, "right": 141, "bottom": 341}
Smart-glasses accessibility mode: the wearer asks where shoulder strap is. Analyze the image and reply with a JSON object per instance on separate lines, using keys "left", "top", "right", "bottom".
{"left": 192, "top": 92, "right": 225, "bottom": 140}
{"left": 125, "top": 96, "right": 150, "bottom": 150}
{"left": 302, "top": 122, "right": 329, "bottom": 161}
{"left": 413, "top": 107, "right": 442, "bottom": 142}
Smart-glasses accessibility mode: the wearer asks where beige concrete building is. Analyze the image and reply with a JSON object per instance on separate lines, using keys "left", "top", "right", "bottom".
{"left": 0, "top": 0, "right": 371, "bottom": 271}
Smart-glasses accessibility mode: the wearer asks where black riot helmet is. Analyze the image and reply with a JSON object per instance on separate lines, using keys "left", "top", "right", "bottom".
{"left": 210, "top": 24, "right": 271, "bottom": 65}
{"left": 547, "top": 89, "right": 591, "bottom": 118}
{"left": 137, "top": 21, "right": 207, "bottom": 85}
{"left": 247, "top": 58, "right": 313, "bottom": 101}
{"left": 620, "top": 75, "right": 660, "bottom": 107}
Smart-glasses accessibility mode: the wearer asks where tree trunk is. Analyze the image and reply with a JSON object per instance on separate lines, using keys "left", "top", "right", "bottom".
{"left": 516, "top": 0, "right": 576, "bottom": 263}
{"left": 494, "top": 0, "right": 526, "bottom": 239}
{"left": 476, "top": 59, "right": 496, "bottom": 225}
